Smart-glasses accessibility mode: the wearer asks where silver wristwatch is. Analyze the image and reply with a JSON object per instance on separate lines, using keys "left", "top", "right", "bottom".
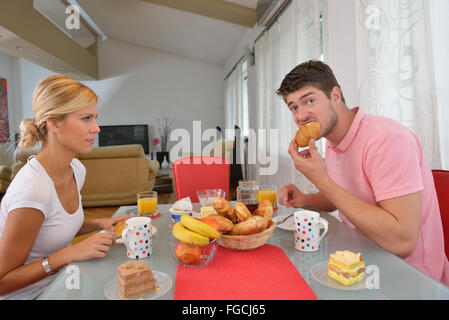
{"left": 42, "top": 257, "right": 56, "bottom": 275}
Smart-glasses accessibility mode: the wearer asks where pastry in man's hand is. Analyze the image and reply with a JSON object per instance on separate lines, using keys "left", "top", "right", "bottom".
{"left": 235, "top": 202, "right": 252, "bottom": 222}
{"left": 207, "top": 214, "right": 233, "bottom": 233}
{"left": 253, "top": 201, "right": 273, "bottom": 222}
{"left": 295, "top": 122, "right": 321, "bottom": 148}
{"left": 230, "top": 216, "right": 267, "bottom": 235}
{"left": 213, "top": 198, "right": 238, "bottom": 224}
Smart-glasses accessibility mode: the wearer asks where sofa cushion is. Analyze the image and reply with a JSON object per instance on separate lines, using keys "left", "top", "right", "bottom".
{"left": 77, "top": 144, "right": 144, "bottom": 160}
{"left": 80, "top": 157, "right": 149, "bottom": 195}
{"left": 148, "top": 160, "right": 160, "bottom": 180}
{"left": 10, "top": 144, "right": 156, "bottom": 207}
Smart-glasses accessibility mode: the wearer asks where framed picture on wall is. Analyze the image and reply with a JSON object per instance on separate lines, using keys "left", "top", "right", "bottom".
{"left": 0, "top": 77, "right": 9, "bottom": 143}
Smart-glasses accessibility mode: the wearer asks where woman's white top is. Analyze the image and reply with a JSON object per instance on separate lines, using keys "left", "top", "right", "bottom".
{"left": 0, "top": 156, "right": 85, "bottom": 299}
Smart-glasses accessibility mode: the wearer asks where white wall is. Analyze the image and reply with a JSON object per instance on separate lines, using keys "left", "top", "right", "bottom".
{"left": 87, "top": 38, "right": 225, "bottom": 151}
{"left": 0, "top": 37, "right": 225, "bottom": 155}
{"left": 16, "top": 58, "right": 54, "bottom": 121}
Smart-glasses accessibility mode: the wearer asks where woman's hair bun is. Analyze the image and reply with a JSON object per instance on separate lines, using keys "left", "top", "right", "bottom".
{"left": 18, "top": 118, "right": 42, "bottom": 149}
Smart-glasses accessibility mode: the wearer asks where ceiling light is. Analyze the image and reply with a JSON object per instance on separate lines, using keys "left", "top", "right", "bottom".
{"left": 16, "top": 45, "right": 23, "bottom": 50}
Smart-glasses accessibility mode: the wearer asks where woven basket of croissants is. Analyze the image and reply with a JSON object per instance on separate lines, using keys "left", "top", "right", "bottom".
{"left": 209, "top": 198, "right": 276, "bottom": 250}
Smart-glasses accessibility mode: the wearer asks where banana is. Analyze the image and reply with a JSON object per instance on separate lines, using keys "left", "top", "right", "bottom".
{"left": 172, "top": 222, "right": 210, "bottom": 245}
{"left": 180, "top": 214, "right": 221, "bottom": 239}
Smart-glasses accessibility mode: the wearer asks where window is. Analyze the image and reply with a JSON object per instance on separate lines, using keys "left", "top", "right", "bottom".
{"left": 224, "top": 57, "right": 249, "bottom": 139}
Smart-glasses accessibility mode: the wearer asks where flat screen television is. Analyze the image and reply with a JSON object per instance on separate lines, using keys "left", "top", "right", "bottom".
{"left": 99, "top": 124, "right": 149, "bottom": 154}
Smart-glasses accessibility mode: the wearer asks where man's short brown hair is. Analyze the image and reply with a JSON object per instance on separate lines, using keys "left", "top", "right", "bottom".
{"left": 276, "top": 60, "right": 345, "bottom": 103}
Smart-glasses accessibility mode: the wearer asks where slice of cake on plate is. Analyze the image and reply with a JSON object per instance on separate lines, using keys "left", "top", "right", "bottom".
{"left": 327, "top": 250, "right": 365, "bottom": 286}
{"left": 117, "top": 260, "right": 157, "bottom": 299}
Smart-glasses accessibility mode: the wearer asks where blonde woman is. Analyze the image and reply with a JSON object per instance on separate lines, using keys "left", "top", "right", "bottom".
{"left": 0, "top": 75, "right": 129, "bottom": 299}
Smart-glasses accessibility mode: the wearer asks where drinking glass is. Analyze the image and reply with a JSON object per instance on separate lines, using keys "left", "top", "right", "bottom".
{"left": 137, "top": 191, "right": 158, "bottom": 216}
{"left": 257, "top": 185, "right": 278, "bottom": 210}
{"left": 236, "top": 180, "right": 259, "bottom": 213}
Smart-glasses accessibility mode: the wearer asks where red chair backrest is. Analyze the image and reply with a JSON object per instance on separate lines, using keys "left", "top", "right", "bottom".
{"left": 173, "top": 156, "right": 230, "bottom": 203}
{"left": 432, "top": 170, "right": 449, "bottom": 259}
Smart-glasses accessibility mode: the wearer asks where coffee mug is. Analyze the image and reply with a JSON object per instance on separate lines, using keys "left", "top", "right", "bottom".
{"left": 122, "top": 217, "right": 153, "bottom": 259}
{"left": 293, "top": 210, "right": 328, "bottom": 252}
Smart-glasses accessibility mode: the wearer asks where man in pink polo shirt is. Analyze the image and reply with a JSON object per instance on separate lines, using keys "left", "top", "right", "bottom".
{"left": 277, "top": 60, "right": 449, "bottom": 285}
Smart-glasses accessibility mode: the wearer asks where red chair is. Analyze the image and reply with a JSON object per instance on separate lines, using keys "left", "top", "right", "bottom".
{"left": 173, "top": 156, "right": 230, "bottom": 203}
{"left": 432, "top": 170, "right": 449, "bottom": 259}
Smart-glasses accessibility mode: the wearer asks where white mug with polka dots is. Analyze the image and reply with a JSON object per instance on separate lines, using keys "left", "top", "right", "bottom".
{"left": 122, "top": 217, "right": 153, "bottom": 259}
{"left": 293, "top": 210, "right": 328, "bottom": 252}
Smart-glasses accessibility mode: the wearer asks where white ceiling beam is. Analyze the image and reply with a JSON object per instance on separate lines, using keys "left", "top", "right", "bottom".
{"left": 140, "top": 0, "right": 257, "bottom": 27}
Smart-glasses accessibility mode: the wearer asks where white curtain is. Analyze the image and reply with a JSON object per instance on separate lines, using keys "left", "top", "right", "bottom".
{"left": 254, "top": 0, "right": 322, "bottom": 193}
{"left": 224, "top": 58, "right": 248, "bottom": 140}
{"left": 354, "top": 0, "right": 447, "bottom": 169}
{"left": 429, "top": 0, "right": 449, "bottom": 170}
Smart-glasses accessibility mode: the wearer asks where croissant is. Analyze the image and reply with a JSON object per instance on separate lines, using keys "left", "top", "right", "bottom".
{"left": 253, "top": 204, "right": 273, "bottom": 222}
{"left": 213, "top": 198, "right": 238, "bottom": 223}
{"left": 230, "top": 216, "right": 267, "bottom": 235}
{"left": 235, "top": 202, "right": 252, "bottom": 222}
{"left": 258, "top": 200, "right": 272, "bottom": 208}
{"left": 207, "top": 214, "right": 233, "bottom": 233}
{"left": 295, "top": 121, "right": 321, "bottom": 147}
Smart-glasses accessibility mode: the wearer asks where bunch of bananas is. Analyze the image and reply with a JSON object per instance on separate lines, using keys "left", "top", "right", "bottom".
{"left": 172, "top": 214, "right": 221, "bottom": 245}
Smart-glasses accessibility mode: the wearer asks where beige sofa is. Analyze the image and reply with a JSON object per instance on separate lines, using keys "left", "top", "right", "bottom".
{"left": 12, "top": 144, "right": 159, "bottom": 207}
{"left": 0, "top": 145, "right": 12, "bottom": 195}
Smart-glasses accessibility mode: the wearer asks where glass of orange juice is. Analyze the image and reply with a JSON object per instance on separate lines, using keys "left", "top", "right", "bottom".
{"left": 137, "top": 191, "right": 158, "bottom": 216}
{"left": 258, "top": 185, "right": 278, "bottom": 210}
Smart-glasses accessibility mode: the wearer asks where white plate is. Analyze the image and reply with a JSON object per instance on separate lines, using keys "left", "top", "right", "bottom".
{"left": 104, "top": 270, "right": 172, "bottom": 300}
{"left": 310, "top": 261, "right": 366, "bottom": 291}
{"left": 272, "top": 214, "right": 295, "bottom": 231}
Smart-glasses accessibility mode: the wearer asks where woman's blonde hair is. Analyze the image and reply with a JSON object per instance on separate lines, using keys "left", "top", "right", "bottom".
{"left": 19, "top": 75, "right": 98, "bottom": 149}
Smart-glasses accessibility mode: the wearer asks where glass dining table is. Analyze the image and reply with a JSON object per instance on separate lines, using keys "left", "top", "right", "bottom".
{"left": 37, "top": 203, "right": 449, "bottom": 300}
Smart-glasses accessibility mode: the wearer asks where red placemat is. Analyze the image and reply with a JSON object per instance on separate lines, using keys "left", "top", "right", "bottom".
{"left": 174, "top": 244, "right": 316, "bottom": 300}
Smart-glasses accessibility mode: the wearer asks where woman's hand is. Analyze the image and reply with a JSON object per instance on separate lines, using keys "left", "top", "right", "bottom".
{"left": 288, "top": 138, "right": 329, "bottom": 188}
{"left": 68, "top": 232, "right": 115, "bottom": 262}
{"left": 95, "top": 216, "right": 133, "bottom": 232}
